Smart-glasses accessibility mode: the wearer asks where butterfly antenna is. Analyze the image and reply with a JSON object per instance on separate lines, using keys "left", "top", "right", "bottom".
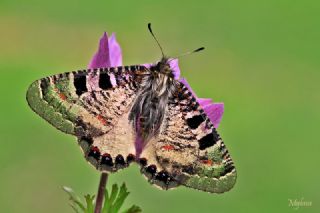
{"left": 148, "top": 23, "right": 165, "bottom": 58}
{"left": 169, "top": 47, "right": 205, "bottom": 61}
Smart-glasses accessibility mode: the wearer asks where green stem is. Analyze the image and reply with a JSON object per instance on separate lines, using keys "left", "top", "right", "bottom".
{"left": 94, "top": 172, "right": 108, "bottom": 213}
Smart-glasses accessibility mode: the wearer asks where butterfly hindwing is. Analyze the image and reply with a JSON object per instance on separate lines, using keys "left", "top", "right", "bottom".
{"left": 26, "top": 65, "right": 148, "bottom": 172}
{"left": 139, "top": 81, "right": 236, "bottom": 193}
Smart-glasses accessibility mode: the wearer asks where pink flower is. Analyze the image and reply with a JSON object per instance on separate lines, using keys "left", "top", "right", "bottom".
{"left": 88, "top": 32, "right": 122, "bottom": 68}
{"left": 179, "top": 78, "right": 224, "bottom": 128}
{"left": 88, "top": 32, "right": 224, "bottom": 128}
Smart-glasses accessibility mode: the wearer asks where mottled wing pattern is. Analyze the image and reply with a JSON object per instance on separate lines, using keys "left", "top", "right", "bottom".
{"left": 26, "top": 65, "right": 148, "bottom": 172}
{"left": 139, "top": 82, "right": 237, "bottom": 193}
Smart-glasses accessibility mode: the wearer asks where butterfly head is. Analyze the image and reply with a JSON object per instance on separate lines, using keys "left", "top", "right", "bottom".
{"left": 150, "top": 57, "right": 173, "bottom": 77}
{"left": 147, "top": 23, "right": 204, "bottom": 78}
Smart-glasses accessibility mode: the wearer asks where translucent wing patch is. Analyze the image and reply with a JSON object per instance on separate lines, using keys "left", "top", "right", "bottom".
{"left": 26, "top": 65, "right": 147, "bottom": 172}
{"left": 138, "top": 82, "right": 237, "bottom": 193}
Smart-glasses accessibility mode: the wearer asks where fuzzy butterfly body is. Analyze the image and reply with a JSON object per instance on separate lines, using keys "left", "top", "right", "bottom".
{"left": 27, "top": 55, "right": 236, "bottom": 193}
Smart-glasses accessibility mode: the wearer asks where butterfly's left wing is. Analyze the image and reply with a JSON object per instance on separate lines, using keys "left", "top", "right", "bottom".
{"left": 139, "top": 81, "right": 237, "bottom": 193}
{"left": 26, "top": 65, "right": 148, "bottom": 172}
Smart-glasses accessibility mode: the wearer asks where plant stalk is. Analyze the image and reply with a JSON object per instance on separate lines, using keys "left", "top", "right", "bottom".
{"left": 94, "top": 172, "right": 108, "bottom": 213}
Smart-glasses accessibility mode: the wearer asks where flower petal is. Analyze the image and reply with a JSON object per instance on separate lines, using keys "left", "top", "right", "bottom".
{"left": 108, "top": 33, "right": 122, "bottom": 67}
{"left": 179, "top": 79, "right": 224, "bottom": 127}
{"left": 87, "top": 32, "right": 112, "bottom": 91}
{"left": 142, "top": 63, "right": 152, "bottom": 69}
{"left": 88, "top": 32, "right": 111, "bottom": 69}
{"left": 198, "top": 98, "right": 213, "bottom": 107}
{"left": 169, "top": 58, "right": 181, "bottom": 80}
{"left": 202, "top": 103, "right": 224, "bottom": 128}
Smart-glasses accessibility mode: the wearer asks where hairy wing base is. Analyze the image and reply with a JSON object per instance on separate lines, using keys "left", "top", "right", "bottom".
{"left": 137, "top": 82, "right": 237, "bottom": 193}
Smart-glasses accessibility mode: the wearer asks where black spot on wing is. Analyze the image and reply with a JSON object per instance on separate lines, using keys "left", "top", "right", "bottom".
{"left": 130, "top": 65, "right": 136, "bottom": 71}
{"left": 126, "top": 154, "right": 135, "bottom": 164}
{"left": 182, "top": 165, "right": 196, "bottom": 175}
{"left": 88, "top": 146, "right": 101, "bottom": 160}
{"left": 155, "top": 170, "right": 171, "bottom": 183}
{"left": 40, "top": 78, "right": 50, "bottom": 97}
{"left": 79, "top": 136, "right": 93, "bottom": 145}
{"left": 220, "top": 163, "right": 235, "bottom": 177}
{"left": 101, "top": 153, "right": 113, "bottom": 167}
{"left": 198, "top": 133, "right": 214, "bottom": 150}
{"left": 186, "top": 115, "right": 205, "bottom": 129}
{"left": 115, "top": 154, "right": 126, "bottom": 166}
{"left": 99, "top": 72, "right": 112, "bottom": 90}
{"left": 146, "top": 164, "right": 157, "bottom": 175}
{"left": 74, "top": 73, "right": 87, "bottom": 96}
{"left": 198, "top": 129, "right": 220, "bottom": 150}
{"left": 139, "top": 158, "right": 147, "bottom": 167}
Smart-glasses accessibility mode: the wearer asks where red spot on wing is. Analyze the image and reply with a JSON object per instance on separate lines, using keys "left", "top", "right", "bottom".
{"left": 54, "top": 88, "right": 67, "bottom": 101}
{"left": 91, "top": 146, "right": 100, "bottom": 152}
{"left": 96, "top": 115, "right": 107, "bottom": 125}
{"left": 161, "top": 145, "right": 174, "bottom": 151}
{"left": 58, "top": 93, "right": 67, "bottom": 100}
{"left": 201, "top": 159, "right": 213, "bottom": 166}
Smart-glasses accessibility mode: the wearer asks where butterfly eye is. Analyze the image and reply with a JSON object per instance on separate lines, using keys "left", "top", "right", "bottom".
{"left": 155, "top": 63, "right": 161, "bottom": 71}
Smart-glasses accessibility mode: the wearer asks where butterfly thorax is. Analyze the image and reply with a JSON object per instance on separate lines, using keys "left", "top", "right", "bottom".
{"left": 150, "top": 57, "right": 174, "bottom": 77}
{"left": 129, "top": 57, "right": 176, "bottom": 141}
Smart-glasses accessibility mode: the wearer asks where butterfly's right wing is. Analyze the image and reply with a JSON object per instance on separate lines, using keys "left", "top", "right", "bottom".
{"left": 139, "top": 81, "right": 237, "bottom": 193}
{"left": 26, "top": 65, "right": 148, "bottom": 172}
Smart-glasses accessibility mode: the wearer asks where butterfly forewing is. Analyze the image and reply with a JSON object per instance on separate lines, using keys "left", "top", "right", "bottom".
{"left": 26, "top": 65, "right": 147, "bottom": 172}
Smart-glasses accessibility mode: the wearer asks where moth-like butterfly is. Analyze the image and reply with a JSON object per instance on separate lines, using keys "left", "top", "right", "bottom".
{"left": 26, "top": 24, "right": 236, "bottom": 193}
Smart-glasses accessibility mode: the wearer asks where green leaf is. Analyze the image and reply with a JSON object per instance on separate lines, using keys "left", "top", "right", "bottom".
{"left": 84, "top": 194, "right": 95, "bottom": 213}
{"left": 102, "top": 188, "right": 110, "bottom": 213}
{"left": 63, "top": 186, "right": 86, "bottom": 212}
{"left": 111, "top": 183, "right": 130, "bottom": 213}
{"left": 70, "top": 204, "right": 81, "bottom": 213}
{"left": 109, "top": 184, "right": 119, "bottom": 204}
{"left": 102, "top": 183, "right": 119, "bottom": 213}
{"left": 64, "top": 183, "right": 141, "bottom": 213}
{"left": 122, "top": 205, "right": 142, "bottom": 213}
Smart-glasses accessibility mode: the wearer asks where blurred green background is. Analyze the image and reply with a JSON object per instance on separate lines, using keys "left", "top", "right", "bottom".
{"left": 0, "top": 0, "right": 319, "bottom": 212}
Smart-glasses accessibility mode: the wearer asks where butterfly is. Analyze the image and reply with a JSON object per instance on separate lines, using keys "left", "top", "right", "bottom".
{"left": 26, "top": 24, "right": 236, "bottom": 193}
